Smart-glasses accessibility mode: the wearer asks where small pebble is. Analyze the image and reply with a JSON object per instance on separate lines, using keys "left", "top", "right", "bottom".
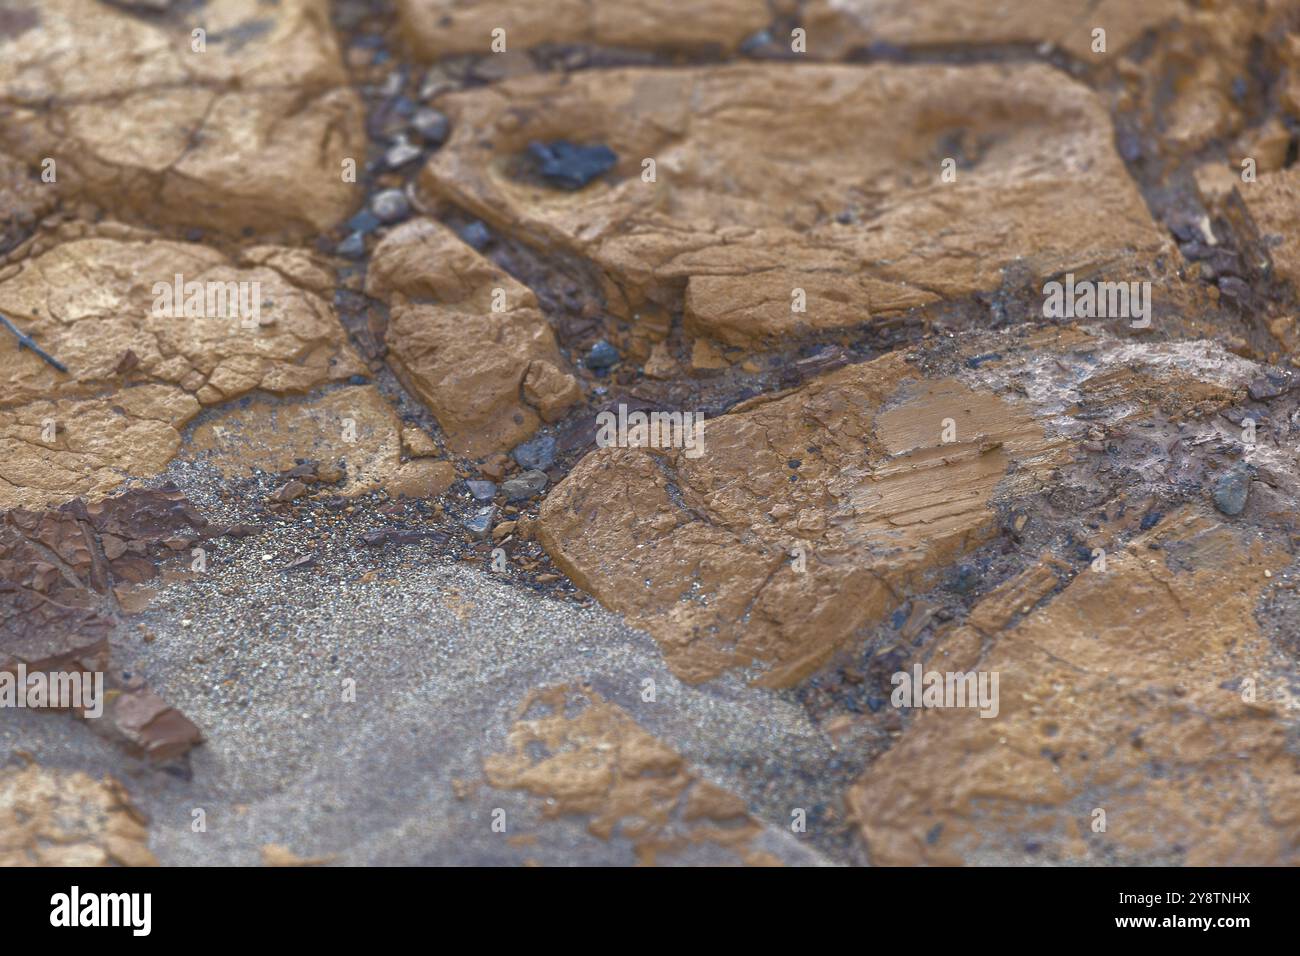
{"left": 462, "top": 506, "right": 496, "bottom": 540}
{"left": 371, "top": 188, "right": 411, "bottom": 223}
{"left": 501, "top": 470, "right": 548, "bottom": 502}
{"left": 459, "top": 220, "right": 491, "bottom": 250}
{"left": 1212, "top": 463, "right": 1252, "bottom": 516}
{"left": 385, "top": 136, "right": 422, "bottom": 170}
{"left": 586, "top": 339, "right": 619, "bottom": 370}
{"left": 346, "top": 210, "right": 382, "bottom": 235}
{"left": 740, "top": 30, "right": 773, "bottom": 55}
{"left": 512, "top": 435, "right": 557, "bottom": 471}
{"left": 411, "top": 108, "right": 450, "bottom": 145}
{"left": 466, "top": 480, "right": 497, "bottom": 502}
{"left": 336, "top": 232, "right": 366, "bottom": 259}
{"left": 526, "top": 140, "right": 617, "bottom": 190}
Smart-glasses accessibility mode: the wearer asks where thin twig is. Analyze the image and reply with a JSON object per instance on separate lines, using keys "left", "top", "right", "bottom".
{"left": 0, "top": 311, "right": 68, "bottom": 373}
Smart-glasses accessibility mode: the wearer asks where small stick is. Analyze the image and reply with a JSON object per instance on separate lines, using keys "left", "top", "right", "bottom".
{"left": 0, "top": 311, "right": 67, "bottom": 373}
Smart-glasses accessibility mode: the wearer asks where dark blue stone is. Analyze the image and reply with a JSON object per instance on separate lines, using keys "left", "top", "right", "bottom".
{"left": 336, "top": 232, "right": 366, "bottom": 260}
{"left": 346, "top": 210, "right": 382, "bottom": 235}
{"left": 512, "top": 435, "right": 557, "bottom": 471}
{"left": 526, "top": 140, "right": 617, "bottom": 190}
{"left": 459, "top": 221, "right": 491, "bottom": 250}
{"left": 586, "top": 339, "right": 619, "bottom": 369}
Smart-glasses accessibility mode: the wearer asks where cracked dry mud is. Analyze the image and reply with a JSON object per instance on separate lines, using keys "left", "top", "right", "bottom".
{"left": 2, "top": 0, "right": 1300, "bottom": 868}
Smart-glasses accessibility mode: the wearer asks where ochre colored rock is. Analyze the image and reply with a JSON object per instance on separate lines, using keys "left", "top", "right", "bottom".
{"left": 485, "top": 684, "right": 781, "bottom": 866}
{"left": 0, "top": 230, "right": 364, "bottom": 509}
{"left": 189, "top": 385, "right": 455, "bottom": 499}
{"left": 0, "top": 386, "right": 196, "bottom": 510}
{"left": 1111, "top": 0, "right": 1300, "bottom": 159}
{"left": 366, "top": 219, "right": 581, "bottom": 457}
{"left": 0, "top": 0, "right": 363, "bottom": 235}
{"left": 1283, "top": 32, "right": 1300, "bottom": 119}
{"left": 805, "top": 0, "right": 1298, "bottom": 165}
{"left": 401, "top": 425, "right": 440, "bottom": 458}
{"left": 538, "top": 345, "right": 1067, "bottom": 687}
{"left": 803, "top": 0, "right": 1182, "bottom": 60}
{"left": 1205, "top": 164, "right": 1300, "bottom": 352}
{"left": 537, "top": 330, "right": 1264, "bottom": 687}
{"left": 0, "top": 150, "right": 53, "bottom": 256}
{"left": 1240, "top": 166, "right": 1300, "bottom": 288}
{"left": 0, "top": 764, "right": 156, "bottom": 866}
{"left": 261, "top": 844, "right": 335, "bottom": 866}
{"left": 423, "top": 64, "right": 1171, "bottom": 347}
{"left": 848, "top": 510, "right": 1300, "bottom": 865}
{"left": 397, "top": 0, "right": 769, "bottom": 58}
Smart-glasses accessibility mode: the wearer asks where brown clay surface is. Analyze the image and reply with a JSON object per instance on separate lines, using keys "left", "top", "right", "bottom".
{"left": 366, "top": 218, "right": 581, "bottom": 456}
{"left": 0, "top": 763, "right": 156, "bottom": 866}
{"left": 0, "top": 0, "right": 363, "bottom": 235}
{"left": 0, "top": 228, "right": 363, "bottom": 509}
{"left": 423, "top": 63, "right": 1173, "bottom": 347}
{"left": 485, "top": 684, "right": 784, "bottom": 865}
{"left": 539, "top": 344, "right": 1063, "bottom": 686}
{"left": 188, "top": 385, "right": 456, "bottom": 499}
{"left": 804, "top": 0, "right": 1184, "bottom": 60}
{"left": 397, "top": 0, "right": 770, "bottom": 59}
{"left": 849, "top": 510, "right": 1300, "bottom": 865}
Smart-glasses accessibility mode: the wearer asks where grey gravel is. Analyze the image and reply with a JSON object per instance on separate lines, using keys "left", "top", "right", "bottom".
{"left": 1, "top": 549, "right": 835, "bottom": 865}
{"left": 0, "top": 435, "right": 844, "bottom": 865}
{"left": 740, "top": 29, "right": 773, "bottom": 55}
{"left": 336, "top": 232, "right": 366, "bottom": 259}
{"left": 458, "top": 220, "right": 490, "bottom": 250}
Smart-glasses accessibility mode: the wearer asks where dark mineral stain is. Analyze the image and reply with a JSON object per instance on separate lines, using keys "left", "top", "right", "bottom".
{"left": 525, "top": 140, "right": 618, "bottom": 190}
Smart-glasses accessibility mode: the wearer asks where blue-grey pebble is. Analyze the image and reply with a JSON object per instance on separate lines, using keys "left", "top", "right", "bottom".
{"left": 502, "top": 470, "right": 548, "bottom": 502}
{"left": 371, "top": 188, "right": 411, "bottom": 223}
{"left": 336, "top": 232, "right": 366, "bottom": 259}
{"left": 586, "top": 339, "right": 619, "bottom": 369}
{"left": 512, "top": 435, "right": 557, "bottom": 471}
{"left": 466, "top": 480, "right": 497, "bottom": 502}
{"left": 462, "top": 506, "right": 495, "bottom": 539}
{"left": 1212, "top": 463, "right": 1252, "bottom": 516}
